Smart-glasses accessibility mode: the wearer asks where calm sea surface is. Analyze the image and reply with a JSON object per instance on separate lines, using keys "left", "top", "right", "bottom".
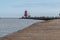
{"left": 0, "top": 19, "right": 44, "bottom": 37}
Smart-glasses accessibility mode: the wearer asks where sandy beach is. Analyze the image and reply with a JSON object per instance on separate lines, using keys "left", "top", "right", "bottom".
{"left": 0, "top": 19, "right": 60, "bottom": 40}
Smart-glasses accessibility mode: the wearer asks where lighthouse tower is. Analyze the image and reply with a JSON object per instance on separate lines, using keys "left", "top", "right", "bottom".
{"left": 24, "top": 10, "right": 28, "bottom": 17}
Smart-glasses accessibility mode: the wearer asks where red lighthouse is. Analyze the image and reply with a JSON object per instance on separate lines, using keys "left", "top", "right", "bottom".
{"left": 24, "top": 10, "right": 28, "bottom": 17}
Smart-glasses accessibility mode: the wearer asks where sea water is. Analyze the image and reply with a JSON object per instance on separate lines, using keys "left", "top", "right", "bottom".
{"left": 0, "top": 19, "right": 43, "bottom": 37}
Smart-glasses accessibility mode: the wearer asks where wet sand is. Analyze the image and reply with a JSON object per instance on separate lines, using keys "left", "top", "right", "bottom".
{"left": 1, "top": 19, "right": 60, "bottom": 40}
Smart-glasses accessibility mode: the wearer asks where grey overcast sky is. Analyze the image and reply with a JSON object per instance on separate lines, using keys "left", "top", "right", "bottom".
{"left": 0, "top": 0, "right": 60, "bottom": 18}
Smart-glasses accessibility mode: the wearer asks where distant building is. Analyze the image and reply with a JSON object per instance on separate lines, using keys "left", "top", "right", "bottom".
{"left": 59, "top": 13, "right": 60, "bottom": 16}
{"left": 24, "top": 10, "right": 28, "bottom": 17}
{"left": 23, "top": 10, "right": 31, "bottom": 18}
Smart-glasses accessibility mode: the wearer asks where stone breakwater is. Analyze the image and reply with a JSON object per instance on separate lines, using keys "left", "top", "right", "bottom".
{"left": 1, "top": 19, "right": 60, "bottom": 40}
